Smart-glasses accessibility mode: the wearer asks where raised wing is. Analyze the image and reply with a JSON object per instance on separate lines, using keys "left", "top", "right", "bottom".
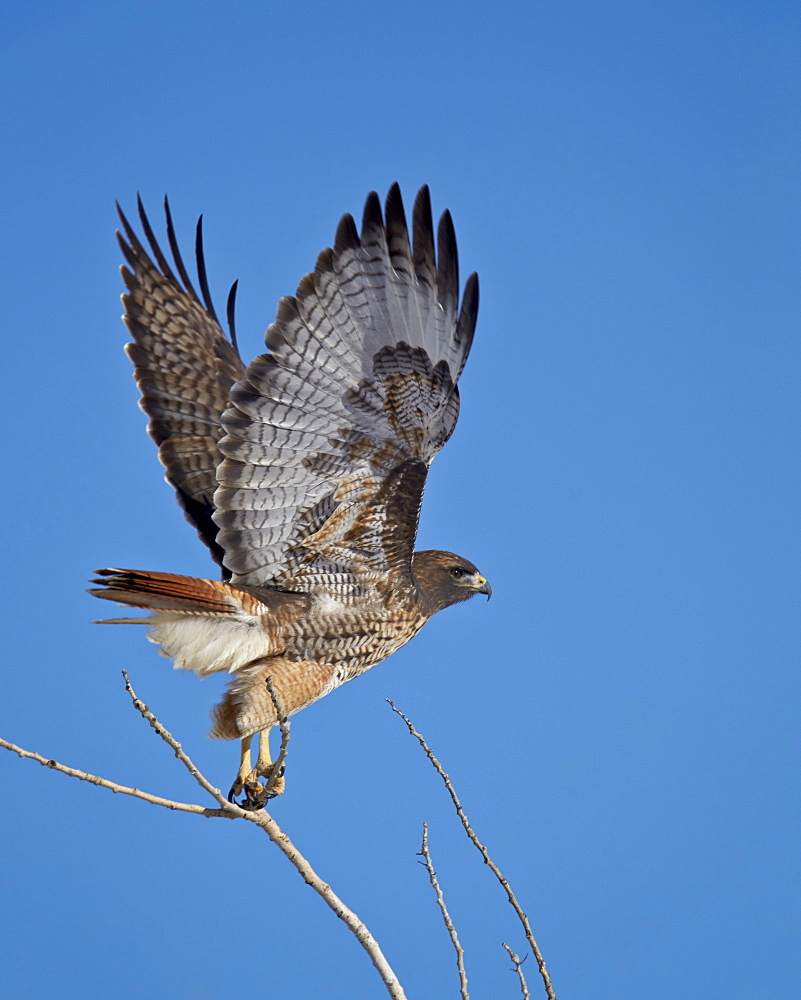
{"left": 118, "top": 198, "right": 246, "bottom": 574}
{"left": 215, "top": 184, "right": 479, "bottom": 597}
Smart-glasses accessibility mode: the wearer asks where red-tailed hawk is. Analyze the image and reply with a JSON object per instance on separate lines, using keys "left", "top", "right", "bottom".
{"left": 91, "top": 185, "right": 489, "bottom": 805}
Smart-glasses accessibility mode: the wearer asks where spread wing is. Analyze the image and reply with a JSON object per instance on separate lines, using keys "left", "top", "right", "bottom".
{"left": 118, "top": 198, "right": 246, "bottom": 573}
{"left": 215, "top": 184, "right": 479, "bottom": 598}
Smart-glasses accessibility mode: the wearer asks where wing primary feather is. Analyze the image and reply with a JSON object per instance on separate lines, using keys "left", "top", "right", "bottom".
{"left": 163, "top": 195, "right": 198, "bottom": 298}
{"left": 334, "top": 212, "right": 360, "bottom": 253}
{"left": 195, "top": 214, "right": 221, "bottom": 326}
{"left": 361, "top": 190, "right": 384, "bottom": 238}
{"left": 118, "top": 202, "right": 163, "bottom": 278}
{"left": 226, "top": 279, "right": 241, "bottom": 358}
{"left": 116, "top": 201, "right": 140, "bottom": 252}
{"left": 115, "top": 204, "right": 146, "bottom": 272}
{"left": 436, "top": 208, "right": 459, "bottom": 314}
{"left": 412, "top": 185, "right": 436, "bottom": 292}
{"left": 455, "top": 271, "right": 479, "bottom": 379}
{"left": 135, "top": 195, "right": 178, "bottom": 284}
{"left": 384, "top": 183, "right": 413, "bottom": 275}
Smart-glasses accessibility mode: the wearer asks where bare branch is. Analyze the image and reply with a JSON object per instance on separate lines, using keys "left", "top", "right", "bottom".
{"left": 419, "top": 822, "right": 470, "bottom": 1000}
{"left": 265, "top": 674, "right": 290, "bottom": 796}
{"left": 121, "top": 672, "right": 407, "bottom": 998}
{"left": 502, "top": 943, "right": 531, "bottom": 1000}
{"left": 243, "top": 805, "right": 407, "bottom": 998}
{"left": 387, "top": 700, "right": 556, "bottom": 1000}
{"left": 0, "top": 737, "right": 232, "bottom": 817}
{"left": 3, "top": 674, "right": 408, "bottom": 1000}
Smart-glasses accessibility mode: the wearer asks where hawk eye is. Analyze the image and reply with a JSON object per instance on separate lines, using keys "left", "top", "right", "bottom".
{"left": 450, "top": 567, "right": 464, "bottom": 579}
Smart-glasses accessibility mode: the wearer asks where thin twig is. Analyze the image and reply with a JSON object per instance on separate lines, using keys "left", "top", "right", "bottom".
{"left": 122, "top": 670, "right": 232, "bottom": 809}
{"left": 265, "top": 674, "right": 290, "bottom": 796}
{"left": 387, "top": 700, "right": 556, "bottom": 1000}
{"left": 419, "top": 822, "right": 470, "bottom": 1000}
{"left": 0, "top": 738, "right": 232, "bottom": 817}
{"left": 502, "top": 943, "right": 531, "bottom": 1000}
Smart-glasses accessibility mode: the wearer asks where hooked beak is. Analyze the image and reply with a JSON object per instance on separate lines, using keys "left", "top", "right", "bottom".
{"left": 475, "top": 575, "right": 492, "bottom": 600}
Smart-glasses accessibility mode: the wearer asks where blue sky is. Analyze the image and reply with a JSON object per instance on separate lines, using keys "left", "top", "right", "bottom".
{"left": 1, "top": 2, "right": 799, "bottom": 997}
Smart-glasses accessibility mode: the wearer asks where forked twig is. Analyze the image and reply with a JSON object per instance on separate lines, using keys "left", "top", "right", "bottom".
{"left": 265, "top": 674, "right": 290, "bottom": 796}
{"left": 502, "top": 942, "right": 531, "bottom": 1000}
{"left": 120, "top": 672, "right": 406, "bottom": 998}
{"left": 419, "top": 822, "right": 470, "bottom": 1000}
{"left": 122, "top": 670, "right": 231, "bottom": 808}
{"left": 387, "top": 700, "right": 556, "bottom": 1000}
{"left": 2, "top": 673, "right": 407, "bottom": 1000}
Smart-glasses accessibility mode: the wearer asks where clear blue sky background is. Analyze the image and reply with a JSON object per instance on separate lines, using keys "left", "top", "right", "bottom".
{"left": 1, "top": 2, "right": 799, "bottom": 998}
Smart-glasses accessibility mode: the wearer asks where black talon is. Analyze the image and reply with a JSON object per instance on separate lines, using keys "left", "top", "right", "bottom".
{"left": 225, "top": 768, "right": 285, "bottom": 810}
{"left": 236, "top": 781, "right": 268, "bottom": 811}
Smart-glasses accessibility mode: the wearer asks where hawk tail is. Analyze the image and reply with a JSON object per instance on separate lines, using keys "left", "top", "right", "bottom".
{"left": 88, "top": 568, "right": 250, "bottom": 619}
{"left": 89, "top": 568, "right": 290, "bottom": 677}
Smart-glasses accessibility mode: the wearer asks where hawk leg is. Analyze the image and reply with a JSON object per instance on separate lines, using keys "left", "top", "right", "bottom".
{"left": 228, "top": 731, "right": 285, "bottom": 809}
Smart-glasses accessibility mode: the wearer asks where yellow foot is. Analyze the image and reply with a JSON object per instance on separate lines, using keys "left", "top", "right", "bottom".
{"left": 228, "top": 764, "right": 286, "bottom": 809}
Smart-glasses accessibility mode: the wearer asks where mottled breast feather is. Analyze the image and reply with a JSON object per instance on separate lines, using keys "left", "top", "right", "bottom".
{"left": 214, "top": 185, "right": 479, "bottom": 599}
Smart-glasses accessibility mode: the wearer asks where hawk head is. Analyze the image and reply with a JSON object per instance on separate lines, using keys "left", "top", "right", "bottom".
{"left": 412, "top": 550, "right": 491, "bottom": 617}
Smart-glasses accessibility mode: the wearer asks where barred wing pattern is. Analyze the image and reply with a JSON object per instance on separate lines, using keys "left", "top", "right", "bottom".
{"left": 215, "top": 184, "right": 479, "bottom": 596}
{"left": 118, "top": 198, "right": 246, "bottom": 573}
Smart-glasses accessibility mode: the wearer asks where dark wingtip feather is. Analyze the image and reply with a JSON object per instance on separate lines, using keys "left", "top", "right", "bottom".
{"left": 386, "top": 181, "right": 403, "bottom": 206}
{"left": 314, "top": 246, "right": 334, "bottom": 275}
{"left": 462, "top": 271, "right": 479, "bottom": 320}
{"left": 436, "top": 209, "right": 459, "bottom": 313}
{"left": 361, "top": 190, "right": 384, "bottom": 238}
{"left": 195, "top": 215, "right": 220, "bottom": 325}
{"left": 455, "top": 271, "right": 480, "bottom": 378}
{"left": 384, "top": 182, "right": 406, "bottom": 230}
{"left": 116, "top": 200, "right": 132, "bottom": 235}
{"left": 133, "top": 195, "right": 176, "bottom": 283}
{"left": 296, "top": 272, "right": 316, "bottom": 301}
{"left": 226, "top": 280, "right": 240, "bottom": 357}
{"left": 115, "top": 205, "right": 141, "bottom": 270}
{"left": 117, "top": 237, "right": 137, "bottom": 272}
{"left": 116, "top": 201, "right": 145, "bottom": 260}
{"left": 163, "top": 195, "right": 198, "bottom": 297}
{"left": 276, "top": 294, "right": 302, "bottom": 326}
{"left": 334, "top": 212, "right": 360, "bottom": 254}
{"left": 385, "top": 183, "right": 412, "bottom": 274}
{"left": 412, "top": 186, "right": 436, "bottom": 291}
